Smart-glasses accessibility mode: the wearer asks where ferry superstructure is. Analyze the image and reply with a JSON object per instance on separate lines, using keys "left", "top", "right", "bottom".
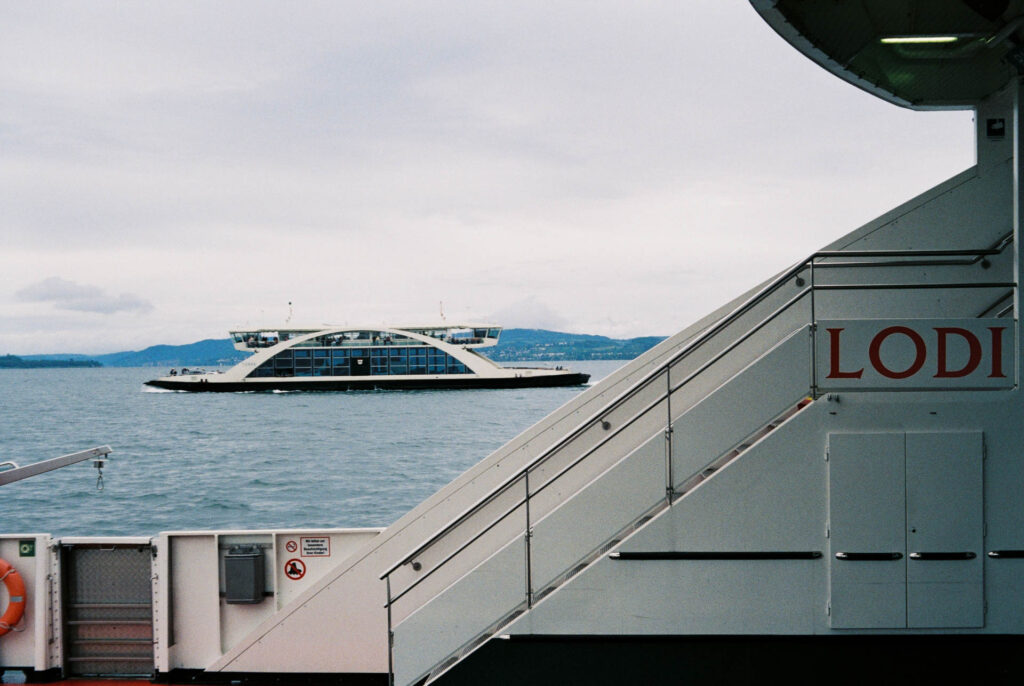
{"left": 144, "top": 324, "right": 589, "bottom": 391}
{"left": 6, "top": 1, "right": 1024, "bottom": 685}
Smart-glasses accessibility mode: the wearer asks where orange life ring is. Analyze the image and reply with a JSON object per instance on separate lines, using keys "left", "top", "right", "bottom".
{"left": 0, "top": 558, "right": 26, "bottom": 636}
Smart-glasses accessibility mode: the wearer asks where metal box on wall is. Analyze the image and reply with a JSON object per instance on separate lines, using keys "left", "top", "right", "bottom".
{"left": 224, "top": 545, "right": 265, "bottom": 604}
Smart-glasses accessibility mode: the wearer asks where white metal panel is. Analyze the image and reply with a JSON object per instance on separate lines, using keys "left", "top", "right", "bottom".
{"left": 530, "top": 433, "right": 664, "bottom": 593}
{"left": 0, "top": 535, "right": 52, "bottom": 671}
{"left": 393, "top": 539, "right": 527, "bottom": 686}
{"left": 517, "top": 410, "right": 829, "bottom": 636}
{"left": 634, "top": 404, "right": 826, "bottom": 553}
{"left": 670, "top": 327, "right": 810, "bottom": 490}
{"left": 168, "top": 535, "right": 221, "bottom": 669}
{"left": 828, "top": 433, "right": 907, "bottom": 629}
{"left": 906, "top": 432, "right": 984, "bottom": 628}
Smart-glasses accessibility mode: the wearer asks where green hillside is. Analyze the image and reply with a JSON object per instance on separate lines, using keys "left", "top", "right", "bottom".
{"left": 0, "top": 354, "right": 101, "bottom": 369}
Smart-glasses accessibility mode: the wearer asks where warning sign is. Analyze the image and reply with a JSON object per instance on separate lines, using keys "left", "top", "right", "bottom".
{"left": 301, "top": 536, "right": 331, "bottom": 557}
{"left": 285, "top": 540, "right": 298, "bottom": 553}
{"left": 284, "top": 558, "right": 306, "bottom": 580}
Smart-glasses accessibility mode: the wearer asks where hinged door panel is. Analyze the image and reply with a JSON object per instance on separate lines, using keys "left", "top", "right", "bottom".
{"left": 828, "top": 432, "right": 907, "bottom": 629}
{"left": 906, "top": 432, "right": 984, "bottom": 628}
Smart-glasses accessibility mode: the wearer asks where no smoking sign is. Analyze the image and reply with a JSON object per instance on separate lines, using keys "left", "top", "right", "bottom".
{"left": 285, "top": 540, "right": 298, "bottom": 553}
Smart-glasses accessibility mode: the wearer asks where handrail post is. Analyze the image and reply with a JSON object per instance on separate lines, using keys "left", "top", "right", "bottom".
{"left": 386, "top": 575, "right": 395, "bottom": 686}
{"left": 665, "top": 367, "right": 674, "bottom": 504}
{"left": 524, "top": 472, "right": 534, "bottom": 609}
{"left": 809, "top": 258, "right": 819, "bottom": 398}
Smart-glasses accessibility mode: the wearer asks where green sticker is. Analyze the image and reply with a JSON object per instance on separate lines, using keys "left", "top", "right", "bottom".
{"left": 18, "top": 540, "right": 35, "bottom": 557}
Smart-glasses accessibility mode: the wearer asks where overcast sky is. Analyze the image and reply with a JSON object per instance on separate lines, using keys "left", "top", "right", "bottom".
{"left": 0, "top": 1, "right": 975, "bottom": 355}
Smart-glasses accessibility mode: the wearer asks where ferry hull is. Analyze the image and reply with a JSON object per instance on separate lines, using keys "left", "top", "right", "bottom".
{"left": 144, "top": 373, "right": 590, "bottom": 392}
{"left": 436, "top": 634, "right": 1024, "bottom": 686}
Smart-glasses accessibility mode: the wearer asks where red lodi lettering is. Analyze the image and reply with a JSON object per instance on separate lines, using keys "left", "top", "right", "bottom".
{"left": 826, "top": 328, "right": 863, "bottom": 379}
{"left": 934, "top": 327, "right": 981, "bottom": 378}
{"left": 868, "top": 326, "right": 926, "bottom": 380}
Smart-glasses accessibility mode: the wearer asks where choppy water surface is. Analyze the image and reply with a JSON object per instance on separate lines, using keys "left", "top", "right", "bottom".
{"left": 0, "top": 361, "right": 621, "bottom": 536}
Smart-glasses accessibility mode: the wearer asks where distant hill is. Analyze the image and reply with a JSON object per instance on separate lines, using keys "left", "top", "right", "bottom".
{"left": 19, "top": 329, "right": 667, "bottom": 367}
{"left": 489, "top": 329, "right": 666, "bottom": 361}
{"left": 23, "top": 339, "right": 246, "bottom": 368}
{"left": 0, "top": 354, "right": 101, "bottom": 369}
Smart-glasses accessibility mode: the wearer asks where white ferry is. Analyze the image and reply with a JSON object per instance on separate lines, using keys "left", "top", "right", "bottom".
{"left": 6, "top": 2, "right": 1024, "bottom": 685}
{"left": 144, "top": 324, "right": 589, "bottom": 391}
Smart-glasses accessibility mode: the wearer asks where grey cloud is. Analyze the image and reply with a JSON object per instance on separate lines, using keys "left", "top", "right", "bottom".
{"left": 15, "top": 277, "right": 153, "bottom": 315}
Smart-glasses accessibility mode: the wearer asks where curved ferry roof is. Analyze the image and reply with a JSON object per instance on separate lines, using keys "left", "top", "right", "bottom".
{"left": 751, "top": 0, "right": 1024, "bottom": 109}
{"left": 229, "top": 323, "right": 499, "bottom": 334}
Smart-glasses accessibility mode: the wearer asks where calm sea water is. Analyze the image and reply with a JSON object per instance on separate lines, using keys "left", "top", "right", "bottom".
{"left": 0, "top": 361, "right": 622, "bottom": 536}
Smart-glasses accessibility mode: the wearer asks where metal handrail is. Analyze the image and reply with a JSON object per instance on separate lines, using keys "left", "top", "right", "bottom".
{"left": 381, "top": 261, "right": 807, "bottom": 580}
{"left": 382, "top": 242, "right": 1014, "bottom": 582}
{"left": 384, "top": 239, "right": 1015, "bottom": 686}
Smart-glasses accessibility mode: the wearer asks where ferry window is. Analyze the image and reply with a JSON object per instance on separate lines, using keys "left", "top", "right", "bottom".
{"left": 248, "top": 363, "right": 274, "bottom": 378}
{"left": 295, "top": 366, "right": 312, "bottom": 377}
{"left": 294, "top": 349, "right": 311, "bottom": 358}
{"left": 349, "top": 349, "right": 365, "bottom": 357}
{"left": 370, "top": 359, "right": 388, "bottom": 375}
{"left": 389, "top": 363, "right": 407, "bottom": 375}
{"left": 428, "top": 362, "right": 446, "bottom": 374}
{"left": 371, "top": 348, "right": 387, "bottom": 358}
{"left": 313, "top": 349, "right": 330, "bottom": 358}
{"left": 275, "top": 358, "right": 294, "bottom": 369}
{"left": 409, "top": 360, "right": 427, "bottom": 374}
{"left": 274, "top": 350, "right": 293, "bottom": 360}
{"left": 314, "top": 358, "right": 329, "bottom": 368}
{"left": 332, "top": 349, "right": 349, "bottom": 360}
{"left": 313, "top": 367, "right": 331, "bottom": 376}
{"left": 389, "top": 348, "right": 407, "bottom": 360}
{"left": 489, "top": 328, "right": 501, "bottom": 338}
{"left": 295, "top": 358, "right": 312, "bottom": 369}
{"left": 332, "top": 366, "right": 350, "bottom": 376}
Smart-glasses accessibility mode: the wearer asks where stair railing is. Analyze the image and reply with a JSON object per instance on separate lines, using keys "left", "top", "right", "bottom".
{"left": 382, "top": 235, "right": 1013, "bottom": 685}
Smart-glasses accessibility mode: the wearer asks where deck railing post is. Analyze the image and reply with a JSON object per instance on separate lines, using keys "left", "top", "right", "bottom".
{"left": 665, "top": 367, "right": 674, "bottom": 503}
{"left": 386, "top": 575, "right": 395, "bottom": 686}
{"left": 524, "top": 472, "right": 534, "bottom": 609}
{"left": 809, "top": 258, "right": 819, "bottom": 398}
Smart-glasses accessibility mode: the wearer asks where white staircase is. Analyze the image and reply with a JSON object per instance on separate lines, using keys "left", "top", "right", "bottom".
{"left": 383, "top": 235, "right": 1014, "bottom": 686}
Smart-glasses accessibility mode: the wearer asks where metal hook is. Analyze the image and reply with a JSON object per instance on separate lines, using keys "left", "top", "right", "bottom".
{"left": 93, "top": 457, "right": 106, "bottom": 491}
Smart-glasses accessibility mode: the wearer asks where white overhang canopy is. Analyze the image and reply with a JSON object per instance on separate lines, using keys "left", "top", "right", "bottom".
{"left": 751, "top": 0, "right": 1024, "bottom": 109}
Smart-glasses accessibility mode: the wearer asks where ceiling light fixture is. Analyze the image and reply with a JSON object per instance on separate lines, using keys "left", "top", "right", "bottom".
{"left": 880, "top": 35, "right": 960, "bottom": 44}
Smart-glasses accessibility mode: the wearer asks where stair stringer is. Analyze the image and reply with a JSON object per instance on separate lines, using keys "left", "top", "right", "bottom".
{"left": 391, "top": 329, "right": 814, "bottom": 686}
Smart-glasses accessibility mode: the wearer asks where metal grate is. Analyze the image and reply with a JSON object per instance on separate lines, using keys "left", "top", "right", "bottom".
{"left": 63, "top": 545, "right": 154, "bottom": 677}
